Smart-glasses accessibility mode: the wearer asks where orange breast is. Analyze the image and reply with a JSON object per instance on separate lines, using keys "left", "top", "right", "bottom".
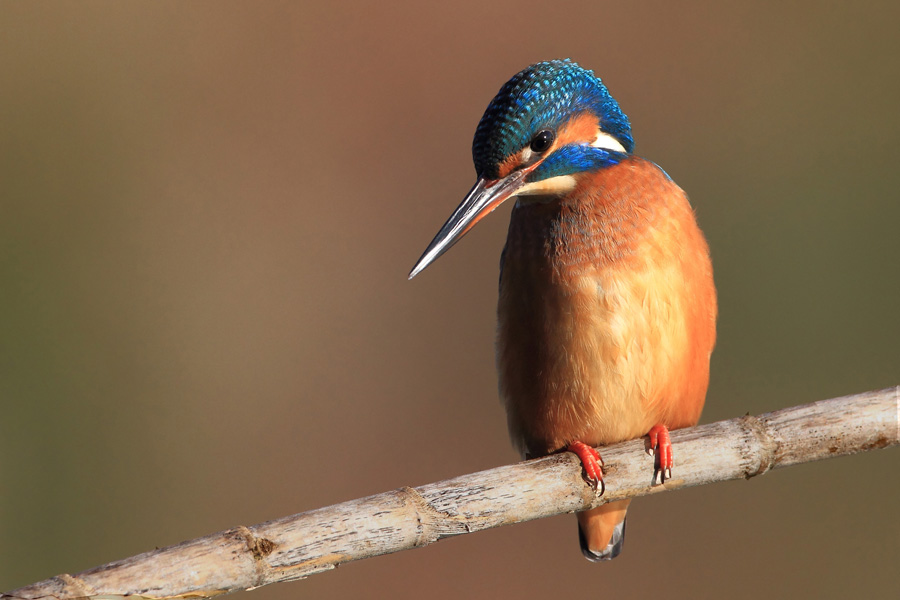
{"left": 497, "top": 157, "right": 717, "bottom": 458}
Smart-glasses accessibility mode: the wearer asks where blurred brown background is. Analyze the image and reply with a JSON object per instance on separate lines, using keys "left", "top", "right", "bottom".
{"left": 1, "top": 1, "right": 898, "bottom": 598}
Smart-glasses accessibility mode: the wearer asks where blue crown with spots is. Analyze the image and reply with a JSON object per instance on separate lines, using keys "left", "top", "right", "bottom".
{"left": 471, "top": 59, "right": 634, "bottom": 179}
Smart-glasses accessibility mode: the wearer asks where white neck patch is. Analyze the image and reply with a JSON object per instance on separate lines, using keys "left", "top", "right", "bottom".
{"left": 591, "top": 130, "right": 627, "bottom": 153}
{"left": 514, "top": 175, "right": 577, "bottom": 200}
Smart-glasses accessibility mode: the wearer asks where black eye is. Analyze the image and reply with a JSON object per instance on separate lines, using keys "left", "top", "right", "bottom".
{"left": 529, "top": 129, "right": 555, "bottom": 153}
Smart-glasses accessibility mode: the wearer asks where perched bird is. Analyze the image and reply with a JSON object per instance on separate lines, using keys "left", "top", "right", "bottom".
{"left": 409, "top": 60, "right": 716, "bottom": 561}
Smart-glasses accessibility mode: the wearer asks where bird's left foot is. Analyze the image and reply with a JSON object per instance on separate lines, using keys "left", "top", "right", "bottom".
{"left": 567, "top": 441, "right": 605, "bottom": 495}
{"left": 647, "top": 424, "right": 673, "bottom": 482}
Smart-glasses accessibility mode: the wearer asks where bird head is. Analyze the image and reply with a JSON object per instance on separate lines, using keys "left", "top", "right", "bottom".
{"left": 409, "top": 59, "right": 633, "bottom": 279}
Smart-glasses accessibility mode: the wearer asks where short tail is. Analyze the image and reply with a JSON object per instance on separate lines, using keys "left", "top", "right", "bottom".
{"left": 579, "top": 517, "right": 625, "bottom": 561}
{"left": 576, "top": 499, "right": 631, "bottom": 562}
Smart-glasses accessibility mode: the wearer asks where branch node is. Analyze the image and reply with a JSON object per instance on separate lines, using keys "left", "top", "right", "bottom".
{"left": 400, "top": 486, "right": 470, "bottom": 547}
{"left": 234, "top": 526, "right": 276, "bottom": 561}
{"left": 738, "top": 414, "right": 778, "bottom": 478}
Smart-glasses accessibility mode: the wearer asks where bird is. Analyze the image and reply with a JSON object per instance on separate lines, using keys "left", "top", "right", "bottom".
{"left": 408, "top": 59, "right": 717, "bottom": 561}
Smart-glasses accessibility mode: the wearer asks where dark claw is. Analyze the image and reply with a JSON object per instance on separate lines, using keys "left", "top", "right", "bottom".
{"left": 583, "top": 472, "right": 605, "bottom": 496}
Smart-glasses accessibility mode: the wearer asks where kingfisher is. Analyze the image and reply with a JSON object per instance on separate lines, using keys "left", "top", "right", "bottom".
{"left": 409, "top": 60, "right": 717, "bottom": 561}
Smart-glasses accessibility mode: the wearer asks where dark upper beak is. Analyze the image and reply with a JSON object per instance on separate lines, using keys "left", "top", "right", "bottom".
{"left": 408, "top": 168, "right": 532, "bottom": 279}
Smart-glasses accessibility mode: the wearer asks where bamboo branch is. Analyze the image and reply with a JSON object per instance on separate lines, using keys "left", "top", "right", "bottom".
{"left": 5, "top": 386, "right": 898, "bottom": 600}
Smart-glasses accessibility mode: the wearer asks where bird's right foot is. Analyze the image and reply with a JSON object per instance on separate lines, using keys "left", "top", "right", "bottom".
{"left": 647, "top": 424, "right": 673, "bottom": 481}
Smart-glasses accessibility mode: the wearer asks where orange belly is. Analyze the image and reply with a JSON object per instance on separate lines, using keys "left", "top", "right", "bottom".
{"left": 496, "top": 159, "right": 716, "bottom": 458}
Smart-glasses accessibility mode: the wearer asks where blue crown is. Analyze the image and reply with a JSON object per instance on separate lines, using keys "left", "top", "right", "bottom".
{"left": 471, "top": 59, "right": 633, "bottom": 179}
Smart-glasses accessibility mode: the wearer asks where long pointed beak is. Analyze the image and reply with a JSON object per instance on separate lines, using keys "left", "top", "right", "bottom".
{"left": 408, "top": 169, "right": 531, "bottom": 279}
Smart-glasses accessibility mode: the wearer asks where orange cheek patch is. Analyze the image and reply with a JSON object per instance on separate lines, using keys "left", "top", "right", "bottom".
{"left": 555, "top": 112, "right": 600, "bottom": 147}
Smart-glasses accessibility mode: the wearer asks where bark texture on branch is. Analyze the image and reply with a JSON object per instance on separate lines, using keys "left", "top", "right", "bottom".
{"left": 5, "top": 386, "right": 898, "bottom": 600}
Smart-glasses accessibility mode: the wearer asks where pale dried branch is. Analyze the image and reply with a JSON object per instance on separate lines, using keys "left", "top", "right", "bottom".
{"left": 5, "top": 386, "right": 898, "bottom": 600}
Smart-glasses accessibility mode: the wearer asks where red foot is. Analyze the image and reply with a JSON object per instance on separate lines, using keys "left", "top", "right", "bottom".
{"left": 567, "top": 441, "right": 605, "bottom": 495}
{"left": 647, "top": 424, "right": 673, "bottom": 482}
